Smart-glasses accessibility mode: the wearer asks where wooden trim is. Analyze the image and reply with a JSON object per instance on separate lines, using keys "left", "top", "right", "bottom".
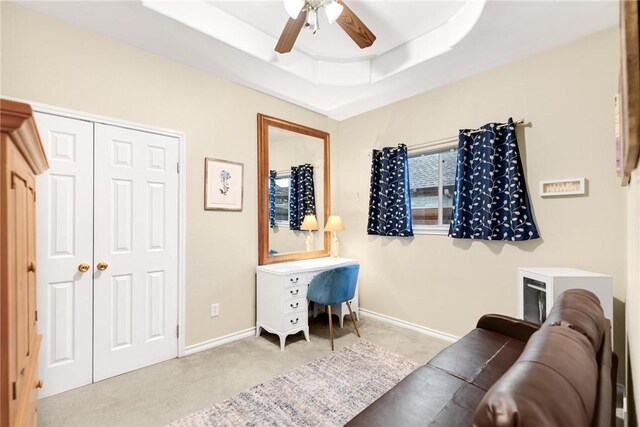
{"left": 0, "top": 99, "right": 49, "bottom": 174}
{"left": 257, "top": 114, "right": 331, "bottom": 265}
{"left": 621, "top": 0, "right": 640, "bottom": 184}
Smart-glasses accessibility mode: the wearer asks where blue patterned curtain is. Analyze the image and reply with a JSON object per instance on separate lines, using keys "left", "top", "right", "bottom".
{"left": 449, "top": 118, "right": 539, "bottom": 240}
{"left": 269, "top": 170, "right": 277, "bottom": 228}
{"left": 367, "top": 144, "right": 413, "bottom": 236}
{"left": 289, "top": 164, "right": 316, "bottom": 230}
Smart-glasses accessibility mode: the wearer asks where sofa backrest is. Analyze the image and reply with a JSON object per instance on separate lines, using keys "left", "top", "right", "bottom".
{"left": 472, "top": 289, "right": 607, "bottom": 427}
{"left": 546, "top": 288, "right": 606, "bottom": 354}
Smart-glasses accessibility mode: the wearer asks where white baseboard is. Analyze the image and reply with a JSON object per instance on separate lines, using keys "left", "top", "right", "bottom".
{"left": 359, "top": 308, "right": 459, "bottom": 343}
{"left": 184, "top": 327, "right": 256, "bottom": 356}
{"left": 184, "top": 311, "right": 458, "bottom": 356}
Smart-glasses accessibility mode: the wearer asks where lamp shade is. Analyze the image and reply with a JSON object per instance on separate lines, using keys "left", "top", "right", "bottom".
{"left": 300, "top": 214, "right": 319, "bottom": 231}
{"left": 324, "top": 0, "right": 344, "bottom": 24}
{"left": 325, "top": 215, "right": 345, "bottom": 232}
{"left": 284, "top": 0, "right": 305, "bottom": 19}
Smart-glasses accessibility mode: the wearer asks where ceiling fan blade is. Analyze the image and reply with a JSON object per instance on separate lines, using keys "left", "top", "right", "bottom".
{"left": 336, "top": 0, "right": 376, "bottom": 49}
{"left": 275, "top": 10, "right": 306, "bottom": 54}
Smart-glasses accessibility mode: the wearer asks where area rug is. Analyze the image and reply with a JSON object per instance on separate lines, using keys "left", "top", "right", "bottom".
{"left": 169, "top": 340, "right": 419, "bottom": 427}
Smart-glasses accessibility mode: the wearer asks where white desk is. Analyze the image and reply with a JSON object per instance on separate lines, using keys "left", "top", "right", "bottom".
{"left": 256, "top": 257, "right": 359, "bottom": 351}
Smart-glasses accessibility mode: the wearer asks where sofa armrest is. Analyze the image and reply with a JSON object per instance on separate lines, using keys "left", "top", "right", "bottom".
{"left": 476, "top": 314, "right": 540, "bottom": 343}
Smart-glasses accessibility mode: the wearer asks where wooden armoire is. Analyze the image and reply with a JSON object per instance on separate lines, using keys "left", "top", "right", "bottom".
{"left": 1, "top": 99, "right": 48, "bottom": 426}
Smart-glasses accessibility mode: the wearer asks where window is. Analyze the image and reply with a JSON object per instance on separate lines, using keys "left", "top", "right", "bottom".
{"left": 274, "top": 175, "right": 290, "bottom": 226}
{"left": 408, "top": 147, "right": 457, "bottom": 234}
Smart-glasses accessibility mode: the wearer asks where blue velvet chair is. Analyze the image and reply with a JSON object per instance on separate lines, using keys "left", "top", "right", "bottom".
{"left": 307, "top": 264, "right": 361, "bottom": 350}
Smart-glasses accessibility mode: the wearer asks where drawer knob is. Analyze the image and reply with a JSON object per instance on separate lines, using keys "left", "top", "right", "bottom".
{"left": 290, "top": 318, "right": 299, "bottom": 325}
{"left": 28, "top": 262, "right": 36, "bottom": 273}
{"left": 35, "top": 380, "right": 43, "bottom": 389}
{"left": 290, "top": 277, "right": 299, "bottom": 283}
{"left": 290, "top": 302, "right": 299, "bottom": 309}
{"left": 290, "top": 289, "right": 299, "bottom": 296}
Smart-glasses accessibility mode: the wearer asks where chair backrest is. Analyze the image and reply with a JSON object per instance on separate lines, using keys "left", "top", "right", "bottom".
{"left": 307, "top": 264, "right": 360, "bottom": 305}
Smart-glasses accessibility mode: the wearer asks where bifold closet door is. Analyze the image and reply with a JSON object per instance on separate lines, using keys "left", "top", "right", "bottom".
{"left": 34, "top": 113, "right": 94, "bottom": 398}
{"left": 92, "top": 124, "right": 179, "bottom": 381}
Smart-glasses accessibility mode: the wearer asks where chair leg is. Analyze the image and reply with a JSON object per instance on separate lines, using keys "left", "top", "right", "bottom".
{"left": 346, "top": 301, "right": 361, "bottom": 338}
{"left": 327, "top": 305, "right": 334, "bottom": 351}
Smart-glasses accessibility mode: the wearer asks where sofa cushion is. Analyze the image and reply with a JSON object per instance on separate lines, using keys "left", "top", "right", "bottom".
{"left": 428, "top": 328, "right": 526, "bottom": 391}
{"left": 545, "top": 288, "right": 606, "bottom": 354}
{"left": 472, "top": 325, "right": 597, "bottom": 427}
{"left": 346, "top": 364, "right": 486, "bottom": 427}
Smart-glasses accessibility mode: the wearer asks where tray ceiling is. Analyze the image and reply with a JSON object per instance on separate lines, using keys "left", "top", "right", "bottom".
{"left": 12, "top": 1, "right": 619, "bottom": 120}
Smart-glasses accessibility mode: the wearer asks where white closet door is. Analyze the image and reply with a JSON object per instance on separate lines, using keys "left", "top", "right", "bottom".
{"left": 93, "top": 124, "right": 179, "bottom": 381}
{"left": 34, "top": 113, "right": 94, "bottom": 398}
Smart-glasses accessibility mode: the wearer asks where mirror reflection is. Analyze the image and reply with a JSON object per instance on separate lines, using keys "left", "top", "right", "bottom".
{"left": 258, "top": 114, "right": 330, "bottom": 265}
{"left": 268, "top": 127, "right": 325, "bottom": 256}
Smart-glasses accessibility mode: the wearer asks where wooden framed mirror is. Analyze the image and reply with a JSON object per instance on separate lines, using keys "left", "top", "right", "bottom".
{"left": 258, "top": 114, "right": 330, "bottom": 265}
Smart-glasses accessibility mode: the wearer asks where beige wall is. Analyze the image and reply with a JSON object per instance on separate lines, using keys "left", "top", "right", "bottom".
{"left": 337, "top": 29, "right": 627, "bottom": 356}
{"left": 0, "top": 3, "right": 336, "bottom": 346}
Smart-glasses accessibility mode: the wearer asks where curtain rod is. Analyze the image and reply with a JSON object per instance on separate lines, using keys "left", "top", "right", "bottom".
{"left": 406, "top": 118, "right": 527, "bottom": 153}
{"left": 273, "top": 164, "right": 320, "bottom": 175}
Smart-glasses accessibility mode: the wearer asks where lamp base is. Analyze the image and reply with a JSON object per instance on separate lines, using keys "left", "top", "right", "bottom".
{"left": 305, "top": 231, "right": 313, "bottom": 252}
{"left": 330, "top": 233, "right": 340, "bottom": 258}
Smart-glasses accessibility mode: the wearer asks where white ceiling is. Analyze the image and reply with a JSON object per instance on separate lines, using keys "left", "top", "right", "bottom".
{"left": 13, "top": 0, "right": 618, "bottom": 120}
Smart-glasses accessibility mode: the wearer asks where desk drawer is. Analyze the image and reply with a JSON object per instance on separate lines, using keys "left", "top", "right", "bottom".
{"left": 284, "top": 285, "right": 306, "bottom": 300}
{"left": 284, "top": 312, "right": 307, "bottom": 331}
{"left": 284, "top": 298, "right": 306, "bottom": 314}
{"left": 283, "top": 274, "right": 308, "bottom": 289}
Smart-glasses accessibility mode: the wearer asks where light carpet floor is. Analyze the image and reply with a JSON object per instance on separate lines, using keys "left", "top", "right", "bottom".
{"left": 169, "top": 340, "right": 418, "bottom": 427}
{"left": 39, "top": 315, "right": 451, "bottom": 426}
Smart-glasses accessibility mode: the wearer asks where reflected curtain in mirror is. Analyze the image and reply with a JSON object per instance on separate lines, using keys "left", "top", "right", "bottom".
{"left": 269, "top": 170, "right": 277, "bottom": 228}
{"left": 448, "top": 118, "right": 539, "bottom": 240}
{"left": 289, "top": 164, "right": 316, "bottom": 230}
{"left": 367, "top": 144, "right": 413, "bottom": 237}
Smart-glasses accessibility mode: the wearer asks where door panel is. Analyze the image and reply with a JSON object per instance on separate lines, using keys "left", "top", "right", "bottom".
{"left": 35, "top": 113, "right": 94, "bottom": 398}
{"left": 93, "top": 124, "right": 179, "bottom": 381}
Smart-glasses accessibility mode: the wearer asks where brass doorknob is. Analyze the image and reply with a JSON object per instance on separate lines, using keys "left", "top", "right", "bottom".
{"left": 97, "top": 262, "right": 109, "bottom": 271}
{"left": 78, "top": 263, "right": 90, "bottom": 273}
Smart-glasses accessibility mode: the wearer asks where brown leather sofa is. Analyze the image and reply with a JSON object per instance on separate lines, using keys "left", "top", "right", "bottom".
{"left": 347, "top": 289, "right": 617, "bottom": 426}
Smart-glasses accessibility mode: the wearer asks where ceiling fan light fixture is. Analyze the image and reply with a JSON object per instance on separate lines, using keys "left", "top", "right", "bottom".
{"left": 324, "top": 0, "right": 344, "bottom": 24}
{"left": 304, "top": 8, "right": 319, "bottom": 34}
{"left": 284, "top": 0, "right": 305, "bottom": 19}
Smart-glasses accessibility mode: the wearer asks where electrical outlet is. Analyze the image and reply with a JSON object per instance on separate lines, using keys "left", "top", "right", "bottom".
{"left": 210, "top": 303, "right": 219, "bottom": 318}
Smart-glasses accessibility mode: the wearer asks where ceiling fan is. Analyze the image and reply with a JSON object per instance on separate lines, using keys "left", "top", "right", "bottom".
{"left": 275, "top": 0, "right": 377, "bottom": 54}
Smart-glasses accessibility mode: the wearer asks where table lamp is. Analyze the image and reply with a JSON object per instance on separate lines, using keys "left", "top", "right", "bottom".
{"left": 325, "top": 215, "right": 345, "bottom": 258}
{"left": 300, "top": 214, "right": 319, "bottom": 252}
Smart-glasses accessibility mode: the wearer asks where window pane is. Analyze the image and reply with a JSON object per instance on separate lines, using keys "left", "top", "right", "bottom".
{"left": 409, "top": 148, "right": 458, "bottom": 227}
{"left": 441, "top": 150, "right": 457, "bottom": 225}
{"left": 409, "top": 152, "right": 440, "bottom": 226}
{"left": 274, "top": 176, "right": 290, "bottom": 223}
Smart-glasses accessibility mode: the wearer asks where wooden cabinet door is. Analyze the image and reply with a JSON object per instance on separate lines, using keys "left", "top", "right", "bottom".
{"left": 6, "top": 142, "right": 34, "bottom": 418}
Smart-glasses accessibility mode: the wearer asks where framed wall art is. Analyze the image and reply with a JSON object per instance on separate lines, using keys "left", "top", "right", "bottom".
{"left": 540, "top": 178, "right": 586, "bottom": 197}
{"left": 204, "top": 157, "right": 244, "bottom": 211}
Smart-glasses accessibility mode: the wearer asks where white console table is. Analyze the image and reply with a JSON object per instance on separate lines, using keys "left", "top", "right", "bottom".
{"left": 256, "top": 257, "right": 359, "bottom": 351}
